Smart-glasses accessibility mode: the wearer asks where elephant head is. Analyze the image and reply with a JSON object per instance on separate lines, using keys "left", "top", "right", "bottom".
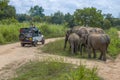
{"left": 64, "top": 29, "right": 72, "bottom": 50}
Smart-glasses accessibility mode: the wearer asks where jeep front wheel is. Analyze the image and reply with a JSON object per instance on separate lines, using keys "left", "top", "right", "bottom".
{"left": 41, "top": 39, "right": 45, "bottom": 45}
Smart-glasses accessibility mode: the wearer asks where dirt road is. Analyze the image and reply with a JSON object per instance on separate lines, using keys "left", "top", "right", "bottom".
{"left": 0, "top": 37, "right": 120, "bottom": 80}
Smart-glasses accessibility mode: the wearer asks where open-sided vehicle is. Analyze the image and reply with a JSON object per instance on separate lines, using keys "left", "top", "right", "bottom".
{"left": 19, "top": 28, "right": 45, "bottom": 47}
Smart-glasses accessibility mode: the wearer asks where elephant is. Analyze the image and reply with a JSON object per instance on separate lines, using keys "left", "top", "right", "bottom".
{"left": 68, "top": 33, "right": 80, "bottom": 54}
{"left": 86, "top": 33, "right": 110, "bottom": 61}
{"left": 95, "top": 28, "right": 105, "bottom": 34}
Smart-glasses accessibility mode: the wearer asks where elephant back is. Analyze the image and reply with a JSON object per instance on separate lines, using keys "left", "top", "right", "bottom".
{"left": 68, "top": 33, "right": 79, "bottom": 42}
{"left": 95, "top": 28, "right": 105, "bottom": 34}
{"left": 77, "top": 27, "right": 88, "bottom": 37}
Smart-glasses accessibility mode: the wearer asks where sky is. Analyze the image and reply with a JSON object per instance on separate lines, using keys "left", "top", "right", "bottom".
{"left": 9, "top": 0, "right": 120, "bottom": 18}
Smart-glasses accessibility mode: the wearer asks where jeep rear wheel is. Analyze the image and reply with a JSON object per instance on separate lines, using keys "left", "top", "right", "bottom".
{"left": 21, "top": 43, "right": 25, "bottom": 47}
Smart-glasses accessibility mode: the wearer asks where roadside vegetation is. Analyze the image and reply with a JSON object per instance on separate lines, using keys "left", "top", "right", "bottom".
{"left": 42, "top": 28, "right": 120, "bottom": 59}
{"left": 0, "top": 23, "right": 66, "bottom": 44}
{"left": 106, "top": 28, "right": 120, "bottom": 58}
{"left": 11, "top": 59, "right": 102, "bottom": 80}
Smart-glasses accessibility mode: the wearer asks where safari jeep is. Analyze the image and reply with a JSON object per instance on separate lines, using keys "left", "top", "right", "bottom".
{"left": 19, "top": 28, "right": 45, "bottom": 47}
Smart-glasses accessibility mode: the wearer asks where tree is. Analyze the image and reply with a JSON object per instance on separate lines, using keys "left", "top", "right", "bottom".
{"left": 16, "top": 14, "right": 31, "bottom": 22}
{"left": 102, "top": 19, "right": 111, "bottom": 29}
{"left": 64, "top": 13, "right": 75, "bottom": 27}
{"left": 74, "top": 7, "right": 103, "bottom": 27}
{"left": 50, "top": 11, "right": 64, "bottom": 24}
{"left": 104, "top": 13, "right": 114, "bottom": 26}
{"left": 29, "top": 5, "right": 44, "bottom": 17}
{"left": 0, "top": 0, "right": 16, "bottom": 20}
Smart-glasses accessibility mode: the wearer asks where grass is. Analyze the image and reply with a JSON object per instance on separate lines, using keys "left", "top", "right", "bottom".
{"left": 0, "top": 23, "right": 66, "bottom": 44}
{"left": 41, "top": 39, "right": 100, "bottom": 59}
{"left": 11, "top": 59, "right": 102, "bottom": 80}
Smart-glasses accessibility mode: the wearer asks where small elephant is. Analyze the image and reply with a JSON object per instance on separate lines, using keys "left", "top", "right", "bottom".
{"left": 68, "top": 33, "right": 80, "bottom": 54}
{"left": 64, "top": 26, "right": 82, "bottom": 50}
{"left": 87, "top": 34, "right": 110, "bottom": 61}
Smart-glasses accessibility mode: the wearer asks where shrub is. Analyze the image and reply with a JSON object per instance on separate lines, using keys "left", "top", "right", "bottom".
{"left": 106, "top": 28, "right": 120, "bottom": 58}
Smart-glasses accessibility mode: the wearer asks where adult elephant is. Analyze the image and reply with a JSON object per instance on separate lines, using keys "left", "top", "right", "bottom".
{"left": 87, "top": 34, "right": 110, "bottom": 61}
{"left": 68, "top": 33, "right": 80, "bottom": 54}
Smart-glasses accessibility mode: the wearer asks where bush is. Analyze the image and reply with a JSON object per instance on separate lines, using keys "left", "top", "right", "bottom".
{"left": 106, "top": 28, "right": 120, "bottom": 58}
{"left": 39, "top": 23, "right": 66, "bottom": 38}
{"left": 0, "top": 18, "right": 18, "bottom": 25}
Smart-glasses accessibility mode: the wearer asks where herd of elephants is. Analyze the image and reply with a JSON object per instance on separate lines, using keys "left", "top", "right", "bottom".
{"left": 64, "top": 26, "right": 110, "bottom": 61}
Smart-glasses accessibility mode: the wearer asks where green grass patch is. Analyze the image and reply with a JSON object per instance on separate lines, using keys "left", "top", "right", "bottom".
{"left": 41, "top": 39, "right": 100, "bottom": 59}
{"left": 11, "top": 60, "right": 102, "bottom": 80}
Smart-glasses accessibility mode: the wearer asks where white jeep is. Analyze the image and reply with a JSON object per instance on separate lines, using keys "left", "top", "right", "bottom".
{"left": 19, "top": 28, "right": 45, "bottom": 47}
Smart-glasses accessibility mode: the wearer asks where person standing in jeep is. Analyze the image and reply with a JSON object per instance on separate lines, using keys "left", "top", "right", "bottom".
{"left": 29, "top": 23, "right": 39, "bottom": 32}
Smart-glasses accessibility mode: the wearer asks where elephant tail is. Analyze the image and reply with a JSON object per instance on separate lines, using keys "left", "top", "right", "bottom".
{"left": 105, "top": 34, "right": 110, "bottom": 44}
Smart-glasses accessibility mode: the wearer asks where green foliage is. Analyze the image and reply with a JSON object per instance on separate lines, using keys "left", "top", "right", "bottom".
{"left": 0, "top": 23, "right": 25, "bottom": 44}
{"left": 16, "top": 14, "right": 31, "bottom": 22}
{"left": 51, "top": 11, "right": 64, "bottom": 24}
{"left": 106, "top": 28, "right": 120, "bottom": 58}
{"left": 11, "top": 60, "right": 101, "bottom": 80}
{"left": 0, "top": 18, "right": 18, "bottom": 24}
{"left": 64, "top": 13, "right": 76, "bottom": 28}
{"left": 29, "top": 5, "right": 44, "bottom": 17}
{"left": 74, "top": 7, "right": 103, "bottom": 27}
{"left": 0, "top": 0, "right": 16, "bottom": 20}
{"left": 102, "top": 19, "right": 111, "bottom": 29}
{"left": 39, "top": 23, "right": 66, "bottom": 38}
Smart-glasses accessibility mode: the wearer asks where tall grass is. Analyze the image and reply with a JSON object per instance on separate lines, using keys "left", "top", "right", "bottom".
{"left": 0, "top": 23, "right": 66, "bottom": 44}
{"left": 11, "top": 60, "right": 101, "bottom": 80}
{"left": 106, "top": 28, "right": 120, "bottom": 58}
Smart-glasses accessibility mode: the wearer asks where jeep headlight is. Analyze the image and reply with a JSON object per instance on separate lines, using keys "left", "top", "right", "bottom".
{"left": 41, "top": 35, "right": 44, "bottom": 38}
{"left": 29, "top": 37, "right": 32, "bottom": 41}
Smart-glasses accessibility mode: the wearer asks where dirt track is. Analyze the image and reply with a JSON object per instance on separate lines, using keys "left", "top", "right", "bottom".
{"left": 0, "top": 37, "right": 120, "bottom": 80}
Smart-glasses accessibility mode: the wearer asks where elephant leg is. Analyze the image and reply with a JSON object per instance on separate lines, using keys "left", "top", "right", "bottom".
{"left": 99, "top": 50, "right": 103, "bottom": 60}
{"left": 80, "top": 44, "right": 83, "bottom": 55}
{"left": 74, "top": 45, "right": 78, "bottom": 54}
{"left": 71, "top": 43, "right": 74, "bottom": 54}
{"left": 83, "top": 44, "right": 86, "bottom": 52}
{"left": 88, "top": 48, "right": 91, "bottom": 58}
{"left": 103, "top": 51, "right": 106, "bottom": 61}
{"left": 93, "top": 49, "right": 96, "bottom": 58}
{"left": 64, "top": 37, "right": 68, "bottom": 50}
{"left": 69, "top": 45, "right": 71, "bottom": 51}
